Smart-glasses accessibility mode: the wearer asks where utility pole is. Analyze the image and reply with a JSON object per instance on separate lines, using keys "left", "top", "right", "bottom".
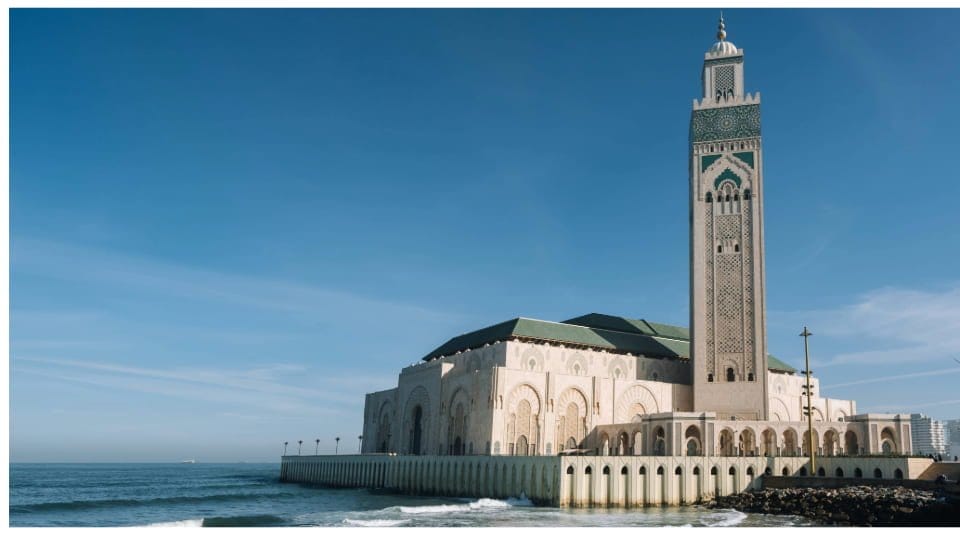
{"left": 800, "top": 326, "right": 816, "bottom": 472}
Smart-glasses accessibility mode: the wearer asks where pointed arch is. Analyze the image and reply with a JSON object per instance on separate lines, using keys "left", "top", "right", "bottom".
{"left": 614, "top": 384, "right": 660, "bottom": 423}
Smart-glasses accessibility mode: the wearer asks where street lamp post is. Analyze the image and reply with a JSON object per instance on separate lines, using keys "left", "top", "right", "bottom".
{"left": 298, "top": 440, "right": 303, "bottom": 456}
{"left": 335, "top": 437, "right": 340, "bottom": 455}
{"left": 358, "top": 435, "right": 363, "bottom": 454}
{"left": 315, "top": 438, "right": 320, "bottom": 455}
{"left": 283, "top": 441, "right": 288, "bottom": 456}
{"left": 800, "top": 326, "right": 816, "bottom": 472}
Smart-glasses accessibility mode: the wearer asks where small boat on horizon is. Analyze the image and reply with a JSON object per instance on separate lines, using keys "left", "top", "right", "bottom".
{"left": 181, "top": 459, "right": 197, "bottom": 464}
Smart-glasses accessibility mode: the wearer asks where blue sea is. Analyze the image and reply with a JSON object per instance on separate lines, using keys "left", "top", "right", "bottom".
{"left": 10, "top": 463, "right": 813, "bottom": 527}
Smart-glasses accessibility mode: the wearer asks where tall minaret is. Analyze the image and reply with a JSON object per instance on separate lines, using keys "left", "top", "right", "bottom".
{"left": 690, "top": 15, "right": 769, "bottom": 421}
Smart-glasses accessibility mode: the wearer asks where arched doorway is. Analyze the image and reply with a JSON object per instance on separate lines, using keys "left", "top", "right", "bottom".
{"left": 684, "top": 425, "right": 702, "bottom": 456}
{"left": 782, "top": 429, "right": 798, "bottom": 456}
{"left": 618, "top": 431, "right": 630, "bottom": 456}
{"left": 411, "top": 406, "right": 423, "bottom": 455}
{"left": 739, "top": 428, "right": 757, "bottom": 457}
{"left": 761, "top": 428, "right": 776, "bottom": 456}
{"left": 719, "top": 429, "right": 734, "bottom": 456}
{"left": 844, "top": 430, "right": 859, "bottom": 456}
{"left": 516, "top": 435, "right": 529, "bottom": 456}
{"left": 823, "top": 430, "right": 839, "bottom": 456}
{"left": 653, "top": 427, "right": 666, "bottom": 455}
{"left": 880, "top": 428, "right": 897, "bottom": 455}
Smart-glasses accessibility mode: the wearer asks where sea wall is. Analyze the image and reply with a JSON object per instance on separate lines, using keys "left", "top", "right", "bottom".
{"left": 280, "top": 455, "right": 928, "bottom": 508}
{"left": 280, "top": 455, "right": 560, "bottom": 505}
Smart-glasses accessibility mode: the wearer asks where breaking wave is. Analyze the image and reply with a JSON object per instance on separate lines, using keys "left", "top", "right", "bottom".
{"left": 394, "top": 496, "right": 533, "bottom": 514}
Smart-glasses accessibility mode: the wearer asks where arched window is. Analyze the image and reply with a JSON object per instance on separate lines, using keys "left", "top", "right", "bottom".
{"left": 708, "top": 374, "right": 714, "bottom": 382}
{"left": 585, "top": 466, "right": 592, "bottom": 475}
{"left": 743, "top": 189, "right": 751, "bottom": 200}
{"left": 873, "top": 468, "right": 882, "bottom": 479}
{"left": 718, "top": 245, "right": 723, "bottom": 253}
{"left": 710, "top": 467, "right": 718, "bottom": 475}
{"left": 621, "top": 466, "right": 628, "bottom": 475}
{"left": 734, "top": 244, "right": 740, "bottom": 253}
{"left": 706, "top": 192, "right": 713, "bottom": 203}
{"left": 726, "top": 367, "right": 735, "bottom": 382}
{"left": 656, "top": 466, "right": 664, "bottom": 475}
{"left": 764, "top": 467, "right": 772, "bottom": 476}
{"left": 728, "top": 466, "right": 736, "bottom": 475}
{"left": 639, "top": 466, "right": 646, "bottom": 475}
{"left": 895, "top": 469, "right": 904, "bottom": 479}
{"left": 602, "top": 466, "right": 610, "bottom": 475}
{"left": 835, "top": 468, "right": 844, "bottom": 477}
{"left": 854, "top": 468, "right": 863, "bottom": 478}
{"left": 675, "top": 466, "right": 682, "bottom": 475}
{"left": 725, "top": 194, "right": 731, "bottom": 202}
{"left": 746, "top": 467, "right": 754, "bottom": 476}
{"left": 747, "top": 372, "right": 753, "bottom": 381}
{"left": 693, "top": 467, "right": 701, "bottom": 475}
{"left": 799, "top": 467, "right": 807, "bottom": 477}
{"left": 781, "top": 467, "right": 790, "bottom": 476}
{"left": 817, "top": 467, "right": 825, "bottom": 477}
{"left": 733, "top": 193, "right": 739, "bottom": 201}
{"left": 566, "top": 466, "right": 574, "bottom": 474}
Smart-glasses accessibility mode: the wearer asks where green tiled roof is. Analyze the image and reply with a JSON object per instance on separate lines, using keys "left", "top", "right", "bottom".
{"left": 767, "top": 354, "right": 796, "bottom": 374}
{"left": 422, "top": 317, "right": 685, "bottom": 361}
{"left": 422, "top": 312, "right": 797, "bottom": 374}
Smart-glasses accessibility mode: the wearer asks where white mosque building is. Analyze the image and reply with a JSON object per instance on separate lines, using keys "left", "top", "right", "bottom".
{"left": 360, "top": 16, "right": 912, "bottom": 462}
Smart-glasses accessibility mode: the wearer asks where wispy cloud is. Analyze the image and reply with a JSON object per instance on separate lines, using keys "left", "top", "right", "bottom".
{"left": 822, "top": 366, "right": 960, "bottom": 390}
{"left": 775, "top": 284, "right": 960, "bottom": 367}
{"left": 11, "top": 236, "right": 458, "bottom": 325}
{"left": 859, "top": 399, "right": 960, "bottom": 414}
{"left": 12, "top": 355, "right": 374, "bottom": 418}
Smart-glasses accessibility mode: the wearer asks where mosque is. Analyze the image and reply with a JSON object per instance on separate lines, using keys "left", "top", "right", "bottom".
{"left": 360, "top": 17, "right": 912, "bottom": 462}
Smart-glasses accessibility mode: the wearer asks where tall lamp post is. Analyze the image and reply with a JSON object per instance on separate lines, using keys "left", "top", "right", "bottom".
{"left": 358, "top": 435, "right": 363, "bottom": 454}
{"left": 335, "top": 437, "right": 340, "bottom": 455}
{"left": 800, "top": 326, "right": 816, "bottom": 472}
{"left": 298, "top": 440, "right": 303, "bottom": 456}
{"left": 283, "top": 441, "right": 288, "bottom": 456}
{"left": 315, "top": 438, "right": 320, "bottom": 455}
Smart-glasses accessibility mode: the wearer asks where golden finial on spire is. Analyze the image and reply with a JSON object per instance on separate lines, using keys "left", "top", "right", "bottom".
{"left": 717, "top": 11, "right": 727, "bottom": 41}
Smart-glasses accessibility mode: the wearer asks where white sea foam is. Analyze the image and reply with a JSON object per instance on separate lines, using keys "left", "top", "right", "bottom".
{"left": 706, "top": 509, "right": 748, "bottom": 527}
{"left": 143, "top": 518, "right": 204, "bottom": 527}
{"left": 395, "top": 497, "right": 531, "bottom": 514}
{"left": 343, "top": 518, "right": 411, "bottom": 527}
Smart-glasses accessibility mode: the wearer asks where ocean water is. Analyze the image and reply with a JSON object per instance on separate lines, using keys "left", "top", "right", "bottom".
{"left": 10, "top": 463, "right": 813, "bottom": 527}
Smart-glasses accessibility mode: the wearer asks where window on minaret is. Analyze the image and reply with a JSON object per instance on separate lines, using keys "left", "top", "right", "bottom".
{"left": 726, "top": 368, "right": 735, "bottom": 382}
{"left": 714, "top": 65, "right": 735, "bottom": 101}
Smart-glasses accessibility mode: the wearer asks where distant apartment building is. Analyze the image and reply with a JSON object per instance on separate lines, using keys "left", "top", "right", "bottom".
{"left": 911, "top": 413, "right": 948, "bottom": 456}
{"left": 946, "top": 419, "right": 960, "bottom": 458}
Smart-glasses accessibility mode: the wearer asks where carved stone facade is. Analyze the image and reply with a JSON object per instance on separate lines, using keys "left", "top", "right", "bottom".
{"left": 359, "top": 18, "right": 913, "bottom": 460}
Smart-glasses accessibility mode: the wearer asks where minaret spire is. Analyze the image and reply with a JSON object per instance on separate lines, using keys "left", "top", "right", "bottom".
{"left": 717, "top": 12, "right": 727, "bottom": 41}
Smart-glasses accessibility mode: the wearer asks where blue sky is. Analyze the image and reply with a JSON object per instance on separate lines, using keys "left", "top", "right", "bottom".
{"left": 10, "top": 8, "right": 960, "bottom": 462}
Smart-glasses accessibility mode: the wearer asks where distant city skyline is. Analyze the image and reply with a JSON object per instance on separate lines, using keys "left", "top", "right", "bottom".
{"left": 11, "top": 8, "right": 960, "bottom": 462}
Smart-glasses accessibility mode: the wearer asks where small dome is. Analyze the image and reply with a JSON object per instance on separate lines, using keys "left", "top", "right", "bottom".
{"left": 709, "top": 40, "right": 738, "bottom": 56}
{"left": 707, "top": 14, "right": 738, "bottom": 56}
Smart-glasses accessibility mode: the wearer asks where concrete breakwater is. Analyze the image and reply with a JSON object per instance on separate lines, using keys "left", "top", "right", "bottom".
{"left": 280, "top": 455, "right": 929, "bottom": 508}
{"left": 708, "top": 485, "right": 960, "bottom": 526}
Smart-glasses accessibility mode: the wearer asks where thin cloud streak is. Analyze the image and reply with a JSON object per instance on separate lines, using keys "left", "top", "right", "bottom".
{"left": 822, "top": 367, "right": 960, "bottom": 390}
{"left": 15, "top": 356, "right": 371, "bottom": 407}
{"left": 860, "top": 399, "right": 960, "bottom": 413}
{"left": 12, "top": 236, "right": 458, "bottom": 324}
{"left": 773, "top": 284, "right": 960, "bottom": 367}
